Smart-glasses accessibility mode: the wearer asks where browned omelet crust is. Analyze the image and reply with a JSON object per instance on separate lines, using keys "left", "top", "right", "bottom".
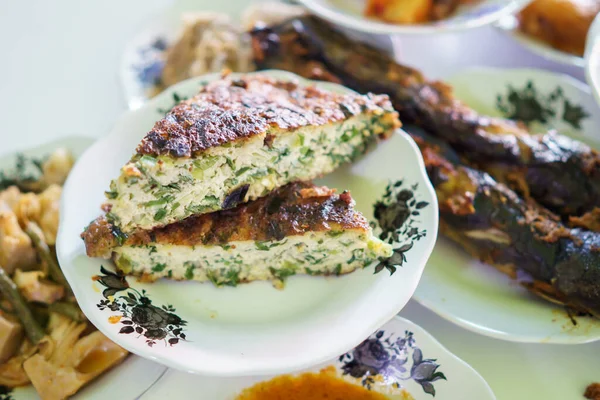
{"left": 138, "top": 74, "right": 398, "bottom": 157}
{"left": 82, "top": 182, "right": 371, "bottom": 258}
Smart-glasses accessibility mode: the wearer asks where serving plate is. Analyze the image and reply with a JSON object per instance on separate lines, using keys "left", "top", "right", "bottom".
{"left": 296, "top": 0, "right": 530, "bottom": 35}
{"left": 57, "top": 70, "right": 438, "bottom": 376}
{"left": 0, "top": 136, "right": 167, "bottom": 400}
{"left": 414, "top": 67, "right": 600, "bottom": 344}
{"left": 120, "top": 0, "right": 396, "bottom": 110}
{"left": 496, "top": 15, "right": 585, "bottom": 68}
{"left": 138, "top": 316, "right": 495, "bottom": 400}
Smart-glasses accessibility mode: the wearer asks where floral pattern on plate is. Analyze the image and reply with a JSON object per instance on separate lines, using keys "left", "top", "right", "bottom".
{"left": 373, "top": 180, "right": 430, "bottom": 276}
{"left": 340, "top": 329, "right": 446, "bottom": 396}
{"left": 133, "top": 37, "right": 167, "bottom": 89}
{"left": 496, "top": 80, "right": 589, "bottom": 129}
{"left": 0, "top": 387, "right": 13, "bottom": 400}
{"left": 95, "top": 266, "right": 188, "bottom": 347}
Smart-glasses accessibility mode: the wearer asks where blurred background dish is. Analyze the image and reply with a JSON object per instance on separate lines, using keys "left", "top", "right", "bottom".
{"left": 120, "top": 1, "right": 396, "bottom": 109}
{"left": 496, "top": 0, "right": 600, "bottom": 68}
{"left": 294, "top": 0, "right": 530, "bottom": 34}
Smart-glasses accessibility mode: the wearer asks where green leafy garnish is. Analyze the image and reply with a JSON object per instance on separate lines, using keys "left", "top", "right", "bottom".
{"left": 154, "top": 208, "right": 167, "bottom": 221}
{"left": 327, "top": 230, "right": 344, "bottom": 238}
{"left": 255, "top": 240, "right": 287, "bottom": 251}
{"left": 105, "top": 190, "right": 119, "bottom": 199}
{"left": 152, "top": 263, "right": 167, "bottom": 272}
{"left": 184, "top": 263, "right": 195, "bottom": 280}
{"left": 334, "top": 264, "right": 343, "bottom": 276}
{"left": 235, "top": 167, "right": 252, "bottom": 176}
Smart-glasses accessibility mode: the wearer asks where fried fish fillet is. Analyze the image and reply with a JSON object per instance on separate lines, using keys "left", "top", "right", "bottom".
{"left": 103, "top": 74, "right": 399, "bottom": 233}
{"left": 83, "top": 182, "right": 392, "bottom": 286}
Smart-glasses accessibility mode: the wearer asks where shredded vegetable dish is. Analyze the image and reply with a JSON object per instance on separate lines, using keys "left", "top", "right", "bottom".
{"left": 0, "top": 149, "right": 128, "bottom": 400}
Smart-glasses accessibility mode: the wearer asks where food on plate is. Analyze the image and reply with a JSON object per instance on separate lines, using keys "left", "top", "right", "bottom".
{"left": 159, "top": 13, "right": 253, "bottom": 90}
{"left": 102, "top": 74, "right": 399, "bottom": 233}
{"left": 518, "top": 0, "right": 600, "bottom": 56}
{"left": 157, "top": 5, "right": 305, "bottom": 92}
{"left": 0, "top": 149, "right": 127, "bottom": 400}
{"left": 250, "top": 15, "right": 600, "bottom": 316}
{"left": 586, "top": 383, "right": 600, "bottom": 400}
{"left": 83, "top": 182, "right": 392, "bottom": 287}
{"left": 251, "top": 15, "right": 600, "bottom": 221}
{"left": 235, "top": 366, "right": 413, "bottom": 400}
{"left": 365, "top": 0, "right": 479, "bottom": 24}
{"left": 413, "top": 127, "right": 600, "bottom": 317}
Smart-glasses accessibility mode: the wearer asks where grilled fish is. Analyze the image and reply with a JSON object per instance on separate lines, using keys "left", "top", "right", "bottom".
{"left": 412, "top": 126, "right": 600, "bottom": 317}
{"left": 250, "top": 16, "right": 600, "bottom": 219}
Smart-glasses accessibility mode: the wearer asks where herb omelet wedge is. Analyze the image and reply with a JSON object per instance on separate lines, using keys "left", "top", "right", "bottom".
{"left": 83, "top": 182, "right": 393, "bottom": 286}
{"left": 103, "top": 74, "right": 400, "bottom": 233}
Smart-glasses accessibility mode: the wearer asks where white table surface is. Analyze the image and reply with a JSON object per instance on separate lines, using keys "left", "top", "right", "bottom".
{"left": 1, "top": 1, "right": 598, "bottom": 399}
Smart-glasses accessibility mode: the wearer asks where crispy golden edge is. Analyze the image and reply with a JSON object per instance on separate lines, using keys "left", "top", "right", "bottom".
{"left": 137, "top": 74, "right": 398, "bottom": 158}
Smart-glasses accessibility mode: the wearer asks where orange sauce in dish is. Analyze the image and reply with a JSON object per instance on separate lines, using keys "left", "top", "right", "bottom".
{"left": 235, "top": 366, "right": 393, "bottom": 400}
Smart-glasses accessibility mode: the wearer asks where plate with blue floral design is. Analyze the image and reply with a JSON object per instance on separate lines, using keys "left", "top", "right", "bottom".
{"left": 414, "top": 67, "right": 600, "bottom": 344}
{"left": 56, "top": 70, "right": 438, "bottom": 376}
{"left": 138, "top": 316, "right": 495, "bottom": 400}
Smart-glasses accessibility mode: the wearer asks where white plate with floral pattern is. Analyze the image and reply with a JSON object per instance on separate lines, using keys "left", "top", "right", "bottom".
{"left": 56, "top": 70, "right": 438, "bottom": 376}
{"left": 414, "top": 67, "right": 600, "bottom": 344}
{"left": 296, "top": 0, "right": 530, "bottom": 35}
{"left": 0, "top": 136, "right": 167, "bottom": 400}
{"left": 138, "top": 316, "right": 495, "bottom": 400}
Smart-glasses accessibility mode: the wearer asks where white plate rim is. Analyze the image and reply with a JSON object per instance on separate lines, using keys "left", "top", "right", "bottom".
{"left": 296, "top": 0, "right": 531, "bottom": 35}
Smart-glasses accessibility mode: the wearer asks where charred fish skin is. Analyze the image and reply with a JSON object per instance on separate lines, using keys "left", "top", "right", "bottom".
{"left": 411, "top": 126, "right": 600, "bottom": 317}
{"left": 251, "top": 16, "right": 600, "bottom": 218}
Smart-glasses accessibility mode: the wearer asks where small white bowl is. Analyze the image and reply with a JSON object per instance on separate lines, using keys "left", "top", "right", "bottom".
{"left": 295, "top": 0, "right": 530, "bottom": 35}
{"left": 57, "top": 70, "right": 439, "bottom": 376}
{"left": 496, "top": 14, "right": 585, "bottom": 68}
{"left": 414, "top": 67, "right": 600, "bottom": 344}
{"left": 139, "top": 316, "right": 496, "bottom": 400}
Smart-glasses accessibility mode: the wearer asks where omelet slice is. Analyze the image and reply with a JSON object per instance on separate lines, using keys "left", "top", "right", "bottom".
{"left": 83, "top": 182, "right": 393, "bottom": 287}
{"left": 103, "top": 74, "right": 399, "bottom": 233}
